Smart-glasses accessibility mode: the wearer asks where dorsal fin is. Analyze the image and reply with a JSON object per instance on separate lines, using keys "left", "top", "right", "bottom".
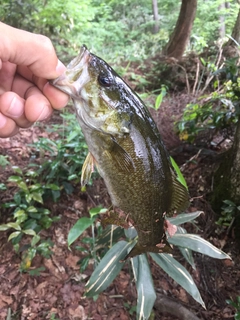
{"left": 168, "top": 169, "right": 189, "bottom": 215}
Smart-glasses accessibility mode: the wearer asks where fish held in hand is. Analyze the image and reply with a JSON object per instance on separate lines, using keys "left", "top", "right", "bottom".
{"left": 51, "top": 46, "right": 189, "bottom": 258}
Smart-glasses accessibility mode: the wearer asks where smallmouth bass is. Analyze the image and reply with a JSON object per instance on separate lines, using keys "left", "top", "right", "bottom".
{"left": 51, "top": 46, "right": 189, "bottom": 258}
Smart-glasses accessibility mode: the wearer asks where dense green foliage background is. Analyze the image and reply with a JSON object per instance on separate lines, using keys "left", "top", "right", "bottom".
{"left": 0, "top": 0, "right": 239, "bottom": 62}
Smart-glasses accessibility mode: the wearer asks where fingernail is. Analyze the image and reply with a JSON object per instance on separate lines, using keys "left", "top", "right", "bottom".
{"left": 7, "top": 97, "right": 24, "bottom": 117}
{"left": 55, "top": 59, "right": 66, "bottom": 75}
{"left": 37, "top": 105, "right": 52, "bottom": 121}
{"left": 0, "top": 113, "right": 7, "bottom": 128}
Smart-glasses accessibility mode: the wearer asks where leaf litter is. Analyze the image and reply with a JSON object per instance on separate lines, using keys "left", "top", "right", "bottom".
{"left": 0, "top": 109, "right": 239, "bottom": 319}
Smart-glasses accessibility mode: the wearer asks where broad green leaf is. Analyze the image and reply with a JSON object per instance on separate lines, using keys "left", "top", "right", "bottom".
{"left": 6, "top": 222, "right": 21, "bottom": 230}
{"left": 131, "top": 255, "right": 139, "bottom": 280}
{"left": 95, "top": 225, "right": 124, "bottom": 250}
{"left": 68, "top": 174, "right": 78, "bottom": 181}
{"left": 45, "top": 184, "right": 60, "bottom": 190}
{"left": 31, "top": 234, "right": 41, "bottom": 246}
{"left": 154, "top": 88, "right": 166, "bottom": 110}
{"left": 168, "top": 211, "right": 202, "bottom": 225}
{"left": 25, "top": 193, "right": 32, "bottom": 203}
{"left": 0, "top": 224, "right": 11, "bottom": 231}
{"left": 151, "top": 253, "right": 205, "bottom": 308}
{"left": 170, "top": 157, "right": 188, "bottom": 189}
{"left": 42, "top": 209, "right": 50, "bottom": 215}
{"left": 168, "top": 234, "right": 231, "bottom": 260}
{"left": 14, "top": 193, "right": 21, "bottom": 205}
{"left": 89, "top": 206, "right": 107, "bottom": 218}
{"left": 8, "top": 175, "right": 22, "bottom": 183}
{"left": 26, "top": 206, "right": 38, "bottom": 213}
{"left": 67, "top": 130, "right": 79, "bottom": 142}
{"left": 8, "top": 231, "right": 21, "bottom": 241}
{"left": 176, "top": 227, "right": 195, "bottom": 269}
{"left": 25, "top": 170, "right": 38, "bottom": 178}
{"left": 134, "top": 254, "right": 156, "bottom": 320}
{"left": 18, "top": 181, "right": 29, "bottom": 192}
{"left": 1, "top": 202, "right": 16, "bottom": 209}
{"left": 23, "top": 229, "right": 37, "bottom": 236}
{"left": 85, "top": 240, "right": 136, "bottom": 296}
{"left": 29, "top": 184, "right": 42, "bottom": 191}
{"left": 31, "top": 192, "right": 43, "bottom": 204}
{"left": 125, "top": 227, "right": 138, "bottom": 240}
{"left": 68, "top": 217, "right": 94, "bottom": 246}
{"left": 12, "top": 166, "right": 23, "bottom": 175}
{"left": 0, "top": 183, "right": 6, "bottom": 190}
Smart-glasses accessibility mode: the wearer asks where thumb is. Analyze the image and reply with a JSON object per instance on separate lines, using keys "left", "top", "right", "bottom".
{"left": 0, "top": 22, "right": 65, "bottom": 79}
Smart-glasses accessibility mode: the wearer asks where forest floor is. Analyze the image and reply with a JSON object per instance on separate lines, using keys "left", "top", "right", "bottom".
{"left": 0, "top": 94, "right": 240, "bottom": 320}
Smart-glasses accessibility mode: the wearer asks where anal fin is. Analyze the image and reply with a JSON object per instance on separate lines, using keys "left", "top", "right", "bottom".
{"left": 81, "top": 152, "right": 96, "bottom": 186}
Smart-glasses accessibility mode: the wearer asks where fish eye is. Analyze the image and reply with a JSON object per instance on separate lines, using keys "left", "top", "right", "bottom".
{"left": 98, "top": 75, "right": 113, "bottom": 87}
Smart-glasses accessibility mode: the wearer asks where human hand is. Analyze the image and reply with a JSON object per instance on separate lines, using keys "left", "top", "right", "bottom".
{"left": 0, "top": 22, "right": 69, "bottom": 138}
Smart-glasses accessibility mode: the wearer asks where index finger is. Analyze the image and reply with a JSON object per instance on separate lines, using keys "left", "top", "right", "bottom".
{"left": 0, "top": 22, "right": 66, "bottom": 79}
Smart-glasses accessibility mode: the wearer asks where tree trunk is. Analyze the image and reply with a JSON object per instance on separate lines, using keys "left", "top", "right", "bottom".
{"left": 152, "top": 0, "right": 159, "bottom": 34}
{"left": 219, "top": 2, "right": 226, "bottom": 39}
{"left": 163, "top": 0, "right": 197, "bottom": 60}
{"left": 212, "top": 117, "right": 240, "bottom": 240}
{"left": 227, "top": 8, "right": 240, "bottom": 46}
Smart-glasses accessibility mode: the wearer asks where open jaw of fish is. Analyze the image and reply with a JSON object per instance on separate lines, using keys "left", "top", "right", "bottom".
{"left": 51, "top": 45, "right": 189, "bottom": 258}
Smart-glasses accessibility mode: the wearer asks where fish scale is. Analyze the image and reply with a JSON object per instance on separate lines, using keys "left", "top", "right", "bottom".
{"left": 51, "top": 45, "right": 189, "bottom": 258}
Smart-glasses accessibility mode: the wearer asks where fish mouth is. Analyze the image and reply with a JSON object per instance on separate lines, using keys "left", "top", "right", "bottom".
{"left": 50, "top": 45, "right": 91, "bottom": 99}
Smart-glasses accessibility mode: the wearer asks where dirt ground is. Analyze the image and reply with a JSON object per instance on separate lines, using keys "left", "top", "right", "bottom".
{"left": 0, "top": 104, "right": 240, "bottom": 320}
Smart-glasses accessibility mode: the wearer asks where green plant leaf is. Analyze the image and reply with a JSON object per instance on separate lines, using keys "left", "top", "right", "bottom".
{"left": 29, "top": 184, "right": 42, "bottom": 191}
{"left": 31, "top": 192, "right": 43, "bottom": 204}
{"left": 45, "top": 184, "right": 60, "bottom": 190}
{"left": 154, "top": 87, "right": 166, "bottom": 110}
{"left": 151, "top": 253, "right": 205, "bottom": 308}
{"left": 168, "top": 211, "right": 202, "bottom": 225}
{"left": 95, "top": 225, "right": 125, "bottom": 250}
{"left": 23, "top": 229, "right": 37, "bottom": 236}
{"left": 125, "top": 226, "right": 138, "bottom": 240}
{"left": 0, "top": 224, "right": 11, "bottom": 231}
{"left": 68, "top": 217, "right": 94, "bottom": 246}
{"left": 31, "top": 234, "right": 41, "bottom": 246}
{"left": 85, "top": 240, "right": 136, "bottom": 296}
{"left": 25, "top": 193, "right": 32, "bottom": 203}
{"left": 176, "top": 227, "right": 195, "bottom": 269}
{"left": 28, "top": 266, "right": 46, "bottom": 276}
{"left": 8, "top": 231, "right": 21, "bottom": 241}
{"left": 0, "top": 183, "right": 7, "bottom": 190}
{"left": 89, "top": 206, "right": 107, "bottom": 218}
{"left": 12, "top": 166, "right": 23, "bottom": 175}
{"left": 8, "top": 175, "right": 22, "bottom": 183}
{"left": 68, "top": 174, "right": 78, "bottom": 180}
{"left": 26, "top": 206, "right": 38, "bottom": 213}
{"left": 6, "top": 222, "right": 21, "bottom": 230}
{"left": 168, "top": 234, "right": 231, "bottom": 260}
{"left": 18, "top": 181, "right": 29, "bottom": 192}
{"left": 133, "top": 254, "right": 156, "bottom": 320}
{"left": 170, "top": 157, "right": 188, "bottom": 189}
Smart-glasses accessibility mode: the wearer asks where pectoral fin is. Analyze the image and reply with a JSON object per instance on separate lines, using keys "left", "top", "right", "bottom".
{"left": 81, "top": 152, "right": 96, "bottom": 186}
{"left": 104, "top": 137, "right": 135, "bottom": 173}
{"left": 168, "top": 169, "right": 189, "bottom": 215}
